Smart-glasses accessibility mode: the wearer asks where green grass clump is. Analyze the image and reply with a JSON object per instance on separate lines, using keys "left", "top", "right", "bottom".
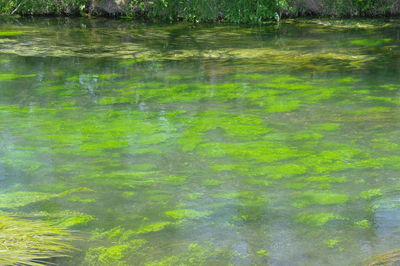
{"left": 0, "top": 215, "right": 77, "bottom": 266}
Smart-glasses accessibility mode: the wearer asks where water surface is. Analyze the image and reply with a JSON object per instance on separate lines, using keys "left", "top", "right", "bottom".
{"left": 1, "top": 17, "right": 400, "bottom": 265}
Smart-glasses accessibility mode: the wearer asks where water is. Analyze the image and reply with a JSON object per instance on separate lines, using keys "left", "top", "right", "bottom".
{"left": 1, "top": 17, "right": 400, "bottom": 265}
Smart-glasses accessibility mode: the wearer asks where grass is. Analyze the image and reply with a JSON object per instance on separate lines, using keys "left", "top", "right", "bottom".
{"left": 0, "top": 215, "right": 78, "bottom": 266}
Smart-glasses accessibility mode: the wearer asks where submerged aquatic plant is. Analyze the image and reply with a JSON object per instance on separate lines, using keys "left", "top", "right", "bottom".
{"left": 365, "top": 249, "right": 400, "bottom": 266}
{"left": 0, "top": 215, "right": 77, "bottom": 266}
{"left": 0, "top": 187, "right": 95, "bottom": 209}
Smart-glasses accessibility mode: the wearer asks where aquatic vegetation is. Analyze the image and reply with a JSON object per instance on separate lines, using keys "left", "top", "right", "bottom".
{"left": 91, "top": 226, "right": 136, "bottom": 243}
{"left": 298, "top": 148, "right": 363, "bottom": 173}
{"left": 245, "top": 177, "right": 270, "bottom": 186}
{"left": 256, "top": 250, "right": 269, "bottom": 256}
{"left": 303, "top": 175, "right": 347, "bottom": 184}
{"left": 325, "top": 239, "right": 341, "bottom": 248}
{"left": 0, "top": 192, "right": 58, "bottom": 209}
{"left": 354, "top": 219, "right": 370, "bottom": 228}
{"left": 292, "top": 131, "right": 323, "bottom": 140}
{"left": 265, "top": 100, "right": 301, "bottom": 113}
{"left": 364, "top": 249, "right": 400, "bottom": 266}
{"left": 84, "top": 240, "right": 146, "bottom": 266}
{"left": 294, "top": 190, "right": 349, "bottom": 207}
{"left": 57, "top": 214, "right": 94, "bottom": 228}
{"left": 67, "top": 195, "right": 96, "bottom": 203}
{"left": 0, "top": 31, "right": 31, "bottom": 37}
{"left": 311, "top": 123, "right": 341, "bottom": 131}
{"left": 0, "top": 187, "right": 95, "bottom": 209}
{"left": 164, "top": 209, "right": 211, "bottom": 220}
{"left": 370, "top": 138, "right": 399, "bottom": 151}
{"left": 146, "top": 243, "right": 233, "bottom": 266}
{"left": 201, "top": 179, "right": 224, "bottom": 186}
{"left": 0, "top": 215, "right": 77, "bottom": 265}
{"left": 134, "top": 222, "right": 175, "bottom": 235}
{"left": 359, "top": 189, "right": 383, "bottom": 199}
{"left": 84, "top": 245, "right": 131, "bottom": 266}
{"left": 254, "top": 164, "right": 308, "bottom": 179}
{"left": 297, "top": 212, "right": 347, "bottom": 226}
{"left": 0, "top": 18, "right": 400, "bottom": 266}
{"left": 20, "top": 210, "right": 95, "bottom": 228}
{"left": 349, "top": 38, "right": 392, "bottom": 47}
{"left": 0, "top": 73, "right": 35, "bottom": 81}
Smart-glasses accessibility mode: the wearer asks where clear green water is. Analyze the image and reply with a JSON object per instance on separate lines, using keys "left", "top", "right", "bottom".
{"left": 1, "top": 17, "right": 400, "bottom": 265}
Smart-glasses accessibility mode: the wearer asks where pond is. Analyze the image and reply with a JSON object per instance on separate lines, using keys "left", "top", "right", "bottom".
{"left": 0, "top": 17, "right": 400, "bottom": 266}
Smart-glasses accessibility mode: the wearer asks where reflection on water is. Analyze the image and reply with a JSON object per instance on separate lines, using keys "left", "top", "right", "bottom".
{"left": 1, "top": 17, "right": 400, "bottom": 265}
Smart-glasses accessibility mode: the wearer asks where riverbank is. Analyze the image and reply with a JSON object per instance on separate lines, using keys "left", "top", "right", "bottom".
{"left": 1, "top": 0, "right": 400, "bottom": 23}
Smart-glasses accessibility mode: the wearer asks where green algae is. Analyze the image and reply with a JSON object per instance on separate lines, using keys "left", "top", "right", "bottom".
{"left": 303, "top": 175, "right": 347, "bottom": 184}
{"left": 146, "top": 243, "right": 232, "bottom": 266}
{"left": 0, "top": 192, "right": 56, "bottom": 209}
{"left": 57, "top": 214, "right": 94, "bottom": 227}
{"left": 0, "top": 187, "right": 94, "bottom": 209}
{"left": 84, "top": 240, "right": 147, "bottom": 266}
{"left": 165, "top": 209, "right": 211, "bottom": 220}
{"left": 265, "top": 99, "right": 301, "bottom": 113}
{"left": 91, "top": 226, "right": 131, "bottom": 242}
{"left": 325, "top": 239, "right": 342, "bottom": 248}
{"left": 19, "top": 210, "right": 95, "bottom": 228}
{"left": 311, "top": 123, "right": 341, "bottom": 131}
{"left": 349, "top": 38, "right": 392, "bottom": 47}
{"left": 0, "top": 18, "right": 399, "bottom": 266}
{"left": 134, "top": 222, "right": 175, "bottom": 235}
{"left": 294, "top": 191, "right": 350, "bottom": 207}
{"left": 255, "top": 164, "right": 308, "bottom": 179}
{"left": 0, "top": 73, "right": 35, "bottom": 81}
{"left": 298, "top": 212, "right": 347, "bottom": 226}
{"left": 370, "top": 138, "right": 399, "bottom": 151}
{"left": 292, "top": 131, "right": 323, "bottom": 140}
{"left": 67, "top": 195, "right": 97, "bottom": 203}
{"left": 201, "top": 179, "right": 224, "bottom": 186}
{"left": 0, "top": 31, "right": 31, "bottom": 37}
{"left": 354, "top": 219, "right": 370, "bottom": 228}
{"left": 84, "top": 245, "right": 131, "bottom": 266}
{"left": 256, "top": 249, "right": 269, "bottom": 256}
{"left": 359, "top": 188, "right": 383, "bottom": 199}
